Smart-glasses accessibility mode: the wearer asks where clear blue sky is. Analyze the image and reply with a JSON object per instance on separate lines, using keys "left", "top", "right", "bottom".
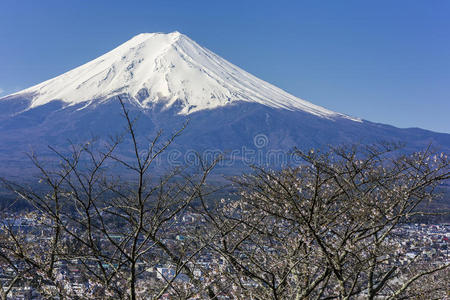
{"left": 0, "top": 0, "right": 449, "bottom": 133}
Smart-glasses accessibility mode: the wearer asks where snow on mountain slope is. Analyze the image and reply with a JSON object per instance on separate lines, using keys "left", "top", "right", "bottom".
{"left": 7, "top": 31, "right": 359, "bottom": 121}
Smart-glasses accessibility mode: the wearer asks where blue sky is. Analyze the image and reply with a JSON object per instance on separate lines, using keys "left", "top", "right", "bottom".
{"left": 0, "top": 0, "right": 449, "bottom": 133}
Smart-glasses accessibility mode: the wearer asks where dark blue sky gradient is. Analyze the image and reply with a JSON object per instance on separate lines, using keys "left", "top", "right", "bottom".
{"left": 0, "top": 0, "right": 449, "bottom": 132}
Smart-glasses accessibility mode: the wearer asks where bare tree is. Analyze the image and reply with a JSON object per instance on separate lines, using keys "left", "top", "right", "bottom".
{"left": 1, "top": 97, "right": 220, "bottom": 299}
{"left": 201, "top": 144, "right": 449, "bottom": 299}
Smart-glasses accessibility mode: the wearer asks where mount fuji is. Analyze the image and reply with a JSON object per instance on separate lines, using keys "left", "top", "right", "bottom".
{"left": 0, "top": 32, "right": 449, "bottom": 176}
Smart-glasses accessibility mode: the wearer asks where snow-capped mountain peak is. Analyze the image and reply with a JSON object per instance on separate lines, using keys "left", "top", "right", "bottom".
{"left": 8, "top": 32, "right": 359, "bottom": 121}
{"left": 2, "top": 32, "right": 450, "bottom": 179}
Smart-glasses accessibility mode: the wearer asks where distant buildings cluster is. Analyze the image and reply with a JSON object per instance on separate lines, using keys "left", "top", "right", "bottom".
{"left": 1, "top": 211, "right": 449, "bottom": 299}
